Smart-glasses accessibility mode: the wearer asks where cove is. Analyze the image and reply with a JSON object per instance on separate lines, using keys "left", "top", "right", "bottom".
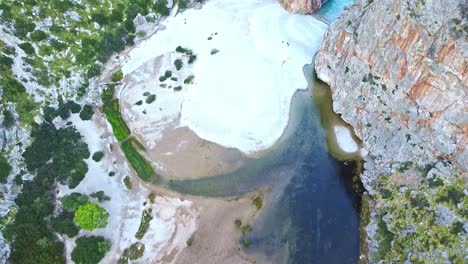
{"left": 151, "top": 1, "right": 360, "bottom": 263}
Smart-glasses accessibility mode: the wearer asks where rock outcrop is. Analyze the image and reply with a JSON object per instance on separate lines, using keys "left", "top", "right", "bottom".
{"left": 316, "top": 0, "right": 467, "bottom": 262}
{"left": 279, "top": 0, "right": 328, "bottom": 14}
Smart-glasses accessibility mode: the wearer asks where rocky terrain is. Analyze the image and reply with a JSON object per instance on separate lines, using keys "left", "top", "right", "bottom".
{"left": 279, "top": 0, "right": 329, "bottom": 14}
{"left": 316, "top": 0, "right": 467, "bottom": 262}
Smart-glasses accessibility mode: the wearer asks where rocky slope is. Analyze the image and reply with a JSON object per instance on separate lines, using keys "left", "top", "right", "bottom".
{"left": 316, "top": 0, "right": 467, "bottom": 262}
{"left": 279, "top": 0, "right": 328, "bottom": 14}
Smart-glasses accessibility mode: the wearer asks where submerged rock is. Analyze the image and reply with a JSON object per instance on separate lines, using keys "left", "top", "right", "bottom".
{"left": 316, "top": 0, "right": 467, "bottom": 262}
{"left": 279, "top": 0, "right": 328, "bottom": 14}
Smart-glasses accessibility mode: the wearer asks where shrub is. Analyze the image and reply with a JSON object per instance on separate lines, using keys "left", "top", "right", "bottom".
{"left": 234, "top": 219, "right": 242, "bottom": 229}
{"left": 0, "top": 154, "right": 12, "bottom": 183}
{"left": 184, "top": 75, "right": 194, "bottom": 84}
{"left": 135, "top": 208, "right": 153, "bottom": 239}
{"left": 80, "top": 104, "right": 94, "bottom": 120}
{"left": 124, "top": 176, "right": 132, "bottom": 190}
{"left": 87, "top": 63, "right": 101, "bottom": 78}
{"left": 92, "top": 151, "right": 104, "bottom": 162}
{"left": 148, "top": 192, "right": 156, "bottom": 203}
{"left": 119, "top": 242, "right": 145, "bottom": 264}
{"left": 102, "top": 99, "right": 130, "bottom": 141}
{"left": 186, "top": 235, "right": 194, "bottom": 247}
{"left": 71, "top": 236, "right": 111, "bottom": 264}
{"left": 121, "top": 140, "right": 154, "bottom": 181}
{"left": 51, "top": 212, "right": 80, "bottom": 238}
{"left": 210, "top": 49, "right": 219, "bottom": 55}
{"left": 111, "top": 69, "right": 123, "bottom": 82}
{"left": 61, "top": 193, "right": 89, "bottom": 212}
{"left": 135, "top": 100, "right": 143, "bottom": 106}
{"left": 2, "top": 109, "right": 15, "bottom": 128}
{"left": 90, "top": 191, "right": 111, "bottom": 202}
{"left": 145, "top": 94, "right": 156, "bottom": 104}
{"left": 29, "top": 30, "right": 48, "bottom": 42}
{"left": 253, "top": 196, "right": 262, "bottom": 210}
{"left": 175, "top": 46, "right": 190, "bottom": 53}
{"left": 174, "top": 59, "right": 183, "bottom": 70}
{"left": 73, "top": 202, "right": 109, "bottom": 230}
{"left": 188, "top": 54, "right": 197, "bottom": 64}
{"left": 18, "top": 42, "right": 35, "bottom": 55}
{"left": 174, "top": 86, "right": 182, "bottom": 91}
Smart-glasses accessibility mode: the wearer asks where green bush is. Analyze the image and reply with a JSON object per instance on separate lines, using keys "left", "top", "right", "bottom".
{"left": 184, "top": 75, "right": 194, "bottom": 84}
{"left": 174, "top": 86, "right": 182, "bottom": 91}
{"left": 145, "top": 94, "right": 156, "bottom": 104}
{"left": 111, "top": 69, "right": 123, "bottom": 82}
{"left": 71, "top": 236, "right": 111, "bottom": 264}
{"left": 29, "top": 30, "right": 48, "bottom": 42}
{"left": 188, "top": 54, "right": 197, "bottom": 64}
{"left": 174, "top": 59, "right": 183, "bottom": 70}
{"left": 135, "top": 208, "right": 153, "bottom": 239}
{"left": 92, "top": 151, "right": 105, "bottom": 162}
{"left": 90, "top": 191, "right": 111, "bottom": 202}
{"left": 253, "top": 196, "right": 262, "bottom": 210}
{"left": 61, "top": 193, "right": 89, "bottom": 212}
{"left": 2, "top": 109, "right": 15, "bottom": 128}
{"left": 119, "top": 242, "right": 145, "bottom": 264}
{"left": 0, "top": 154, "right": 12, "bottom": 183}
{"left": 121, "top": 140, "right": 154, "bottom": 181}
{"left": 103, "top": 99, "right": 130, "bottom": 141}
{"left": 87, "top": 63, "right": 101, "bottom": 78}
{"left": 80, "top": 104, "right": 94, "bottom": 120}
{"left": 73, "top": 202, "right": 109, "bottom": 230}
{"left": 51, "top": 211, "right": 80, "bottom": 238}
{"left": 123, "top": 176, "right": 132, "bottom": 190}
{"left": 18, "top": 42, "right": 36, "bottom": 55}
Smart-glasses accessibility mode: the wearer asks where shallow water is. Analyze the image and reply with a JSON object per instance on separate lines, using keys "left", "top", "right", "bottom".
{"left": 157, "top": 1, "right": 360, "bottom": 263}
{"left": 159, "top": 66, "right": 361, "bottom": 263}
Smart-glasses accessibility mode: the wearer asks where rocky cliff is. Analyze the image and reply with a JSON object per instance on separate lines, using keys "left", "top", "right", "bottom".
{"left": 279, "top": 0, "right": 328, "bottom": 14}
{"left": 316, "top": 0, "right": 467, "bottom": 262}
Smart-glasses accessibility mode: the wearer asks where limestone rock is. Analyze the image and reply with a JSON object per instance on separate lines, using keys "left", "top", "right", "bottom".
{"left": 279, "top": 0, "right": 328, "bottom": 14}
{"left": 315, "top": 0, "right": 467, "bottom": 261}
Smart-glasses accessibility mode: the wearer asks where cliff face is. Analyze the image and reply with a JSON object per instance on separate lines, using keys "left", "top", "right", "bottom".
{"left": 316, "top": 0, "right": 467, "bottom": 262}
{"left": 279, "top": 0, "right": 328, "bottom": 14}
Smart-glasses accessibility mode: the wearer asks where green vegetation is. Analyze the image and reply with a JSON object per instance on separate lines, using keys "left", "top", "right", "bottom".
{"left": 111, "top": 69, "right": 124, "bottom": 82}
{"left": 148, "top": 192, "right": 156, "bottom": 203}
{"left": 234, "top": 218, "right": 242, "bottom": 230}
{"left": 73, "top": 202, "right": 109, "bottom": 231}
{"left": 210, "top": 49, "right": 220, "bottom": 55}
{"left": 121, "top": 139, "right": 154, "bottom": 181}
{"left": 71, "top": 236, "right": 111, "bottom": 264}
{"left": 92, "top": 151, "right": 105, "bottom": 162}
{"left": 8, "top": 122, "right": 89, "bottom": 263}
{"left": 159, "top": 70, "right": 172, "bottom": 82}
{"left": 253, "top": 195, "right": 263, "bottom": 210}
{"left": 184, "top": 75, "right": 195, "bottom": 84}
{"left": 0, "top": 40, "right": 38, "bottom": 125}
{"left": 51, "top": 211, "right": 80, "bottom": 238}
{"left": 174, "top": 59, "right": 183, "bottom": 70}
{"left": 174, "top": 85, "right": 182, "bottom": 91}
{"left": 240, "top": 224, "right": 252, "bottom": 235}
{"left": 124, "top": 176, "right": 132, "bottom": 190}
{"left": 145, "top": 94, "right": 156, "bottom": 104}
{"left": 118, "top": 242, "right": 145, "bottom": 264}
{"left": 2, "top": 109, "right": 15, "bottom": 128}
{"left": 62, "top": 193, "right": 89, "bottom": 212}
{"left": 101, "top": 85, "right": 131, "bottom": 141}
{"left": 80, "top": 104, "right": 94, "bottom": 120}
{"left": 372, "top": 170, "right": 467, "bottom": 263}
{"left": 0, "top": 154, "right": 12, "bottom": 183}
{"left": 90, "top": 191, "right": 111, "bottom": 202}
{"left": 186, "top": 235, "right": 194, "bottom": 247}
{"left": 135, "top": 208, "right": 153, "bottom": 239}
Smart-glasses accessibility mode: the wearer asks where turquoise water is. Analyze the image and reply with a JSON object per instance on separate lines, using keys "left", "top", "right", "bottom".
{"left": 316, "top": 0, "right": 355, "bottom": 22}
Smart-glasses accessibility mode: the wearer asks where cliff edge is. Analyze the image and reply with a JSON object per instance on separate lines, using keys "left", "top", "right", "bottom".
{"left": 316, "top": 0, "right": 467, "bottom": 262}
{"left": 279, "top": 0, "right": 329, "bottom": 14}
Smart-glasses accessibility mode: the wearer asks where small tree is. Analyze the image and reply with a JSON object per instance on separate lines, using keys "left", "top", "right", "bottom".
{"left": 73, "top": 202, "right": 109, "bottom": 230}
{"left": 71, "top": 236, "right": 111, "bottom": 264}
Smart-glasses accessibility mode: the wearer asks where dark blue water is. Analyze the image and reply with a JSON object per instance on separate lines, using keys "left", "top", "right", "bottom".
{"left": 161, "top": 81, "right": 361, "bottom": 263}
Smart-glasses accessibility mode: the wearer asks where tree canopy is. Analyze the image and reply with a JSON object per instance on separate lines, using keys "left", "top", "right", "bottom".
{"left": 73, "top": 202, "right": 109, "bottom": 230}
{"left": 71, "top": 236, "right": 111, "bottom": 264}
